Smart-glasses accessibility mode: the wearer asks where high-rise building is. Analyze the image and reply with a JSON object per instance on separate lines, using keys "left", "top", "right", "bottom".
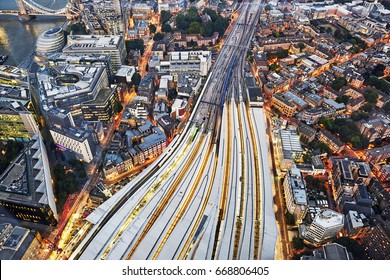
{"left": 50, "top": 126, "right": 96, "bottom": 163}
{"left": 35, "top": 27, "right": 65, "bottom": 62}
{"left": 363, "top": 219, "right": 390, "bottom": 260}
{"left": 302, "top": 209, "right": 344, "bottom": 245}
{"left": 344, "top": 210, "right": 369, "bottom": 238}
{"left": 0, "top": 102, "right": 39, "bottom": 142}
{"left": 0, "top": 133, "right": 58, "bottom": 225}
{"left": 37, "top": 64, "right": 109, "bottom": 114}
{"left": 63, "top": 35, "right": 126, "bottom": 71}
{"left": 48, "top": 53, "right": 115, "bottom": 83}
{"left": 0, "top": 225, "right": 42, "bottom": 260}
{"left": 283, "top": 165, "right": 308, "bottom": 224}
{"left": 81, "top": 86, "right": 120, "bottom": 123}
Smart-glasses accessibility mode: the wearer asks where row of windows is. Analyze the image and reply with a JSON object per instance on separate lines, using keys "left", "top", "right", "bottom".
{"left": 0, "top": 203, "right": 37, "bottom": 212}
{"left": 15, "top": 213, "right": 41, "bottom": 220}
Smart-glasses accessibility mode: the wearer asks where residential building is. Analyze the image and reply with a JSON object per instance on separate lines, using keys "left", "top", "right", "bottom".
{"left": 171, "top": 98, "right": 187, "bottom": 120}
{"left": 297, "top": 122, "right": 317, "bottom": 143}
{"left": 318, "top": 129, "right": 344, "bottom": 154}
{"left": 357, "top": 114, "right": 390, "bottom": 142}
{"left": 379, "top": 165, "right": 390, "bottom": 183}
{"left": 283, "top": 165, "right": 308, "bottom": 224}
{"left": 125, "top": 102, "right": 148, "bottom": 119}
{"left": 272, "top": 92, "right": 297, "bottom": 118}
{"left": 50, "top": 126, "right": 96, "bottom": 163}
{"left": 365, "top": 144, "right": 390, "bottom": 164}
{"left": 0, "top": 133, "right": 57, "bottom": 225}
{"left": 115, "top": 66, "right": 136, "bottom": 84}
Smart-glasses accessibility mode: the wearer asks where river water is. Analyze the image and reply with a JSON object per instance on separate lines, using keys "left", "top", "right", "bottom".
{"left": 0, "top": 0, "right": 67, "bottom": 66}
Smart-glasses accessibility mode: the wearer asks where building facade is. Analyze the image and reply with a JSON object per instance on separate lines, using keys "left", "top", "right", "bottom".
{"left": 283, "top": 165, "right": 308, "bottom": 224}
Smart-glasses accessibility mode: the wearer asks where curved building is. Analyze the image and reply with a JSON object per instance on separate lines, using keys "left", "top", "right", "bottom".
{"left": 35, "top": 27, "right": 65, "bottom": 62}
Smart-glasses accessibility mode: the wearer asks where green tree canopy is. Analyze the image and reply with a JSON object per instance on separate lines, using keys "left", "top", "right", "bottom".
{"left": 364, "top": 90, "right": 379, "bottom": 104}
{"left": 161, "top": 23, "right": 172, "bottom": 33}
{"left": 153, "top": 32, "right": 164, "bottom": 41}
{"left": 161, "top": 10, "right": 172, "bottom": 25}
{"left": 372, "top": 63, "right": 385, "bottom": 77}
{"left": 364, "top": 76, "right": 390, "bottom": 94}
{"left": 149, "top": 24, "right": 156, "bottom": 34}
{"left": 113, "top": 100, "right": 123, "bottom": 114}
{"left": 125, "top": 39, "right": 145, "bottom": 55}
{"left": 297, "top": 42, "right": 306, "bottom": 51}
{"left": 336, "top": 95, "right": 349, "bottom": 105}
{"left": 331, "top": 77, "right": 347, "bottom": 91}
{"left": 131, "top": 73, "right": 141, "bottom": 88}
{"left": 292, "top": 237, "right": 305, "bottom": 250}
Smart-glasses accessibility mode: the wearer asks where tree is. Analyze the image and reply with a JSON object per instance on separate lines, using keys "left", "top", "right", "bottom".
{"left": 149, "top": 24, "right": 156, "bottom": 34}
{"left": 372, "top": 64, "right": 385, "bottom": 77}
{"left": 277, "top": 49, "right": 288, "bottom": 59}
{"left": 168, "top": 88, "right": 178, "bottom": 100}
{"left": 161, "top": 23, "right": 172, "bottom": 33}
{"left": 364, "top": 90, "right": 378, "bottom": 104}
{"left": 285, "top": 211, "right": 295, "bottom": 226}
{"left": 188, "top": 22, "right": 204, "bottom": 36}
{"left": 336, "top": 95, "right": 349, "bottom": 105}
{"left": 125, "top": 39, "right": 145, "bottom": 55}
{"left": 364, "top": 76, "right": 390, "bottom": 94}
{"left": 153, "top": 32, "right": 164, "bottom": 41}
{"left": 351, "top": 111, "right": 369, "bottom": 121}
{"left": 319, "top": 117, "right": 335, "bottom": 131}
{"left": 272, "top": 31, "right": 285, "bottom": 38}
{"left": 265, "top": 4, "right": 272, "bottom": 11}
{"left": 331, "top": 77, "right": 347, "bottom": 91}
{"left": 131, "top": 73, "right": 141, "bottom": 88}
{"left": 66, "top": 22, "right": 88, "bottom": 35}
{"left": 297, "top": 42, "right": 306, "bottom": 51}
{"left": 383, "top": 101, "right": 390, "bottom": 114}
{"left": 161, "top": 11, "right": 172, "bottom": 25}
{"left": 113, "top": 100, "right": 123, "bottom": 114}
{"left": 203, "top": 8, "right": 218, "bottom": 22}
{"left": 292, "top": 237, "right": 305, "bottom": 250}
{"left": 362, "top": 103, "right": 373, "bottom": 112}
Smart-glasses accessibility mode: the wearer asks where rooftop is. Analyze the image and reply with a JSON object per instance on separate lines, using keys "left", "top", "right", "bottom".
{"left": 366, "top": 144, "right": 390, "bottom": 157}
{"left": 64, "top": 35, "right": 123, "bottom": 51}
{"left": 289, "top": 166, "right": 307, "bottom": 205}
{"left": 280, "top": 130, "right": 303, "bottom": 159}
{"left": 313, "top": 209, "right": 344, "bottom": 228}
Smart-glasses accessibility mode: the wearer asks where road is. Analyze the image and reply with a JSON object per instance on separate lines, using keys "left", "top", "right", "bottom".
{"left": 70, "top": 0, "right": 278, "bottom": 260}
{"left": 49, "top": 87, "right": 135, "bottom": 259}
